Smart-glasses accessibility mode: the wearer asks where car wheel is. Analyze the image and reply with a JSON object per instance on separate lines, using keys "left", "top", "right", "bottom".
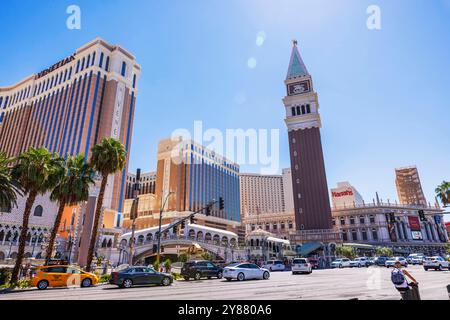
{"left": 217, "top": 272, "right": 223, "bottom": 279}
{"left": 339, "top": 264, "right": 343, "bottom": 269}
{"left": 237, "top": 273, "right": 245, "bottom": 281}
{"left": 424, "top": 267, "right": 428, "bottom": 271}
{"left": 37, "top": 280, "right": 49, "bottom": 290}
{"left": 81, "top": 278, "right": 92, "bottom": 288}
{"left": 358, "top": 264, "right": 361, "bottom": 268}
{"left": 269, "top": 267, "right": 273, "bottom": 272}
{"left": 309, "top": 269, "right": 313, "bottom": 274}
{"left": 263, "top": 271, "right": 270, "bottom": 280}
{"left": 123, "top": 279, "right": 133, "bottom": 289}
{"left": 225, "top": 278, "right": 231, "bottom": 281}
{"left": 194, "top": 272, "right": 202, "bottom": 281}
{"left": 184, "top": 276, "right": 190, "bottom": 281}
{"left": 438, "top": 265, "right": 443, "bottom": 271}
{"left": 161, "top": 277, "right": 171, "bottom": 286}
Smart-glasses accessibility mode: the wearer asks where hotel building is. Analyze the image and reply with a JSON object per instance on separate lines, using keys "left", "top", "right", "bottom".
{"left": 395, "top": 166, "right": 427, "bottom": 206}
{"left": 240, "top": 169, "right": 295, "bottom": 239}
{"left": 122, "top": 138, "right": 242, "bottom": 238}
{"left": 0, "top": 38, "right": 140, "bottom": 263}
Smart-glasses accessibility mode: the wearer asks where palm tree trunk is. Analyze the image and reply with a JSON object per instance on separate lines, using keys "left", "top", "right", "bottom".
{"left": 45, "top": 199, "right": 66, "bottom": 266}
{"left": 10, "top": 190, "right": 37, "bottom": 286}
{"left": 85, "top": 175, "right": 108, "bottom": 272}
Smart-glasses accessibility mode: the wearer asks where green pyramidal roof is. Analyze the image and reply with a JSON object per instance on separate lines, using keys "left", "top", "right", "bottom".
{"left": 286, "top": 41, "right": 309, "bottom": 80}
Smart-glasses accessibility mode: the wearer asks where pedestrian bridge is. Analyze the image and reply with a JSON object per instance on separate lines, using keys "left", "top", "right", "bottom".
{"left": 118, "top": 224, "right": 248, "bottom": 263}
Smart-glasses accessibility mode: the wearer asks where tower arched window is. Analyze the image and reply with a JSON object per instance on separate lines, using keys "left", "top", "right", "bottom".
{"left": 99, "top": 52, "right": 104, "bottom": 68}
{"left": 301, "top": 105, "right": 306, "bottom": 114}
{"left": 296, "top": 106, "right": 301, "bottom": 115}
{"left": 306, "top": 104, "right": 311, "bottom": 113}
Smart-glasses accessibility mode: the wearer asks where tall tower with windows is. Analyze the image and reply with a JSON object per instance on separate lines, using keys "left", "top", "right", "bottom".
{"left": 283, "top": 40, "right": 332, "bottom": 233}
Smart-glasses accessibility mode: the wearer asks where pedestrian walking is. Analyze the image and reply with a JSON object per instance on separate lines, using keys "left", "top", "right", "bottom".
{"left": 391, "top": 260, "right": 420, "bottom": 300}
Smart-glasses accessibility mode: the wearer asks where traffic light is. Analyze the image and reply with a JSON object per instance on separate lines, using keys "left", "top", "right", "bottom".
{"left": 190, "top": 215, "right": 195, "bottom": 224}
{"left": 152, "top": 244, "right": 157, "bottom": 252}
{"left": 172, "top": 225, "right": 178, "bottom": 234}
{"left": 219, "top": 197, "right": 224, "bottom": 210}
{"left": 181, "top": 220, "right": 185, "bottom": 229}
{"left": 205, "top": 206, "right": 211, "bottom": 216}
{"left": 418, "top": 210, "right": 426, "bottom": 222}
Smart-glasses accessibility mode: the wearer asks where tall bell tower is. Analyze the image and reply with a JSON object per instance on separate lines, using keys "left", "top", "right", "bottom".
{"left": 283, "top": 40, "right": 333, "bottom": 234}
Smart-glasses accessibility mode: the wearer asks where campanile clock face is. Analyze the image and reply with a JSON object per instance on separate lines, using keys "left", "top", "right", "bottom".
{"left": 288, "top": 80, "right": 310, "bottom": 96}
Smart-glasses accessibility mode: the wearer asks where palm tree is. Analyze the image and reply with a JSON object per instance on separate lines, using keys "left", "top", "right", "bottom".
{"left": 0, "top": 152, "right": 21, "bottom": 211}
{"left": 10, "top": 147, "right": 64, "bottom": 285}
{"left": 85, "top": 138, "right": 126, "bottom": 271}
{"left": 435, "top": 181, "right": 450, "bottom": 207}
{"left": 45, "top": 154, "right": 95, "bottom": 265}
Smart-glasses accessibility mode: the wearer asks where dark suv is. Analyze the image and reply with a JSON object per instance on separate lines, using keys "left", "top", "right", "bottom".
{"left": 181, "top": 260, "right": 223, "bottom": 281}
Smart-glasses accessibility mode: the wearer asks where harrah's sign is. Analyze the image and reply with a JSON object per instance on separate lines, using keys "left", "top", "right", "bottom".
{"left": 35, "top": 54, "right": 76, "bottom": 79}
{"left": 332, "top": 189, "right": 354, "bottom": 198}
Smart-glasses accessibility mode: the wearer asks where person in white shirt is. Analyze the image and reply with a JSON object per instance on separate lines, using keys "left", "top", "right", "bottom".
{"left": 391, "top": 260, "right": 419, "bottom": 300}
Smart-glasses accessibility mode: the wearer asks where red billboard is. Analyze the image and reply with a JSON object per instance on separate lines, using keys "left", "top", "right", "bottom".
{"left": 408, "top": 216, "right": 421, "bottom": 231}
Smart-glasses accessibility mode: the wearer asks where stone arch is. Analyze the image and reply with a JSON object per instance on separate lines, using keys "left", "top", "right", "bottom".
{"left": 196, "top": 231, "right": 203, "bottom": 241}
{"left": 230, "top": 238, "right": 237, "bottom": 247}
{"left": 0, "top": 230, "right": 4, "bottom": 242}
{"left": 101, "top": 238, "right": 107, "bottom": 248}
{"left": 0, "top": 251, "right": 5, "bottom": 261}
{"left": 213, "top": 234, "right": 220, "bottom": 245}
{"left": 10, "top": 252, "right": 18, "bottom": 259}
{"left": 120, "top": 239, "right": 128, "bottom": 248}
{"left": 250, "top": 239, "right": 254, "bottom": 247}
{"left": 221, "top": 236, "right": 228, "bottom": 246}
{"left": 107, "top": 239, "right": 112, "bottom": 248}
{"left": 189, "top": 229, "right": 195, "bottom": 239}
{"left": 205, "top": 233, "right": 212, "bottom": 241}
{"left": 138, "top": 235, "right": 144, "bottom": 245}
{"left": 146, "top": 233, "right": 153, "bottom": 242}
{"left": 24, "top": 252, "right": 32, "bottom": 258}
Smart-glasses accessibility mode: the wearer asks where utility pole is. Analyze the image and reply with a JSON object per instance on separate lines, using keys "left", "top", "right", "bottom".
{"left": 128, "top": 168, "right": 141, "bottom": 266}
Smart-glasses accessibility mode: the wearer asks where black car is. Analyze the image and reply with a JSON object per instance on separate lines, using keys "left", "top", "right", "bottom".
{"left": 181, "top": 260, "right": 223, "bottom": 281}
{"left": 110, "top": 266, "right": 173, "bottom": 288}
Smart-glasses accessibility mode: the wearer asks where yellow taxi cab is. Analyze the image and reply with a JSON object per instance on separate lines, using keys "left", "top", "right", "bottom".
{"left": 30, "top": 265, "right": 99, "bottom": 290}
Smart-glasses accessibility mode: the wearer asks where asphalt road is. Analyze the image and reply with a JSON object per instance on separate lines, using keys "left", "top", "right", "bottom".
{"left": 0, "top": 265, "right": 448, "bottom": 300}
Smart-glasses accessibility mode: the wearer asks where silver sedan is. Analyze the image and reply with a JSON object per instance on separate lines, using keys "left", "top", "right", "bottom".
{"left": 223, "top": 263, "right": 270, "bottom": 281}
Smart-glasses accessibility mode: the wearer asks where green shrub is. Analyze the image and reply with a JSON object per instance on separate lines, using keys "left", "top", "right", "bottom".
{"left": 335, "top": 246, "right": 357, "bottom": 259}
{"left": 153, "top": 260, "right": 160, "bottom": 272}
{"left": 376, "top": 247, "right": 393, "bottom": 257}
{"left": 0, "top": 268, "right": 11, "bottom": 286}
{"left": 178, "top": 253, "right": 188, "bottom": 263}
{"left": 164, "top": 259, "right": 172, "bottom": 272}
{"left": 99, "top": 274, "right": 111, "bottom": 283}
{"left": 17, "top": 279, "right": 30, "bottom": 289}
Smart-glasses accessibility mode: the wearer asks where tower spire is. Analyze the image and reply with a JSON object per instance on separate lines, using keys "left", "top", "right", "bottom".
{"left": 286, "top": 40, "right": 309, "bottom": 80}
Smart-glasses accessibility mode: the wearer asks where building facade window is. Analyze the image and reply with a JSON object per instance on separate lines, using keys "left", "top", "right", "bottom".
{"left": 121, "top": 61, "right": 127, "bottom": 77}
{"left": 34, "top": 205, "right": 43, "bottom": 217}
{"left": 372, "top": 229, "right": 378, "bottom": 240}
{"left": 350, "top": 216, "right": 355, "bottom": 225}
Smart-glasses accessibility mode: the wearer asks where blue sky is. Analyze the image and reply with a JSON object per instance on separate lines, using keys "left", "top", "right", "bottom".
{"left": 1, "top": 0, "right": 450, "bottom": 211}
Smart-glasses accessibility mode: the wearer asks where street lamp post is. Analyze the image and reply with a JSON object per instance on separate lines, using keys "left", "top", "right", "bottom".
{"left": 156, "top": 191, "right": 174, "bottom": 264}
{"left": 128, "top": 168, "right": 141, "bottom": 266}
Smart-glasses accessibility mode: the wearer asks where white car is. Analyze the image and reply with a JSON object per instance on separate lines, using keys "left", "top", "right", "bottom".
{"left": 223, "top": 263, "right": 270, "bottom": 281}
{"left": 349, "top": 257, "right": 369, "bottom": 268}
{"left": 331, "top": 258, "right": 351, "bottom": 268}
{"left": 262, "top": 260, "right": 286, "bottom": 271}
{"left": 291, "top": 258, "right": 312, "bottom": 275}
{"left": 423, "top": 256, "right": 450, "bottom": 271}
{"left": 406, "top": 253, "right": 424, "bottom": 265}
{"left": 385, "top": 257, "right": 408, "bottom": 268}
